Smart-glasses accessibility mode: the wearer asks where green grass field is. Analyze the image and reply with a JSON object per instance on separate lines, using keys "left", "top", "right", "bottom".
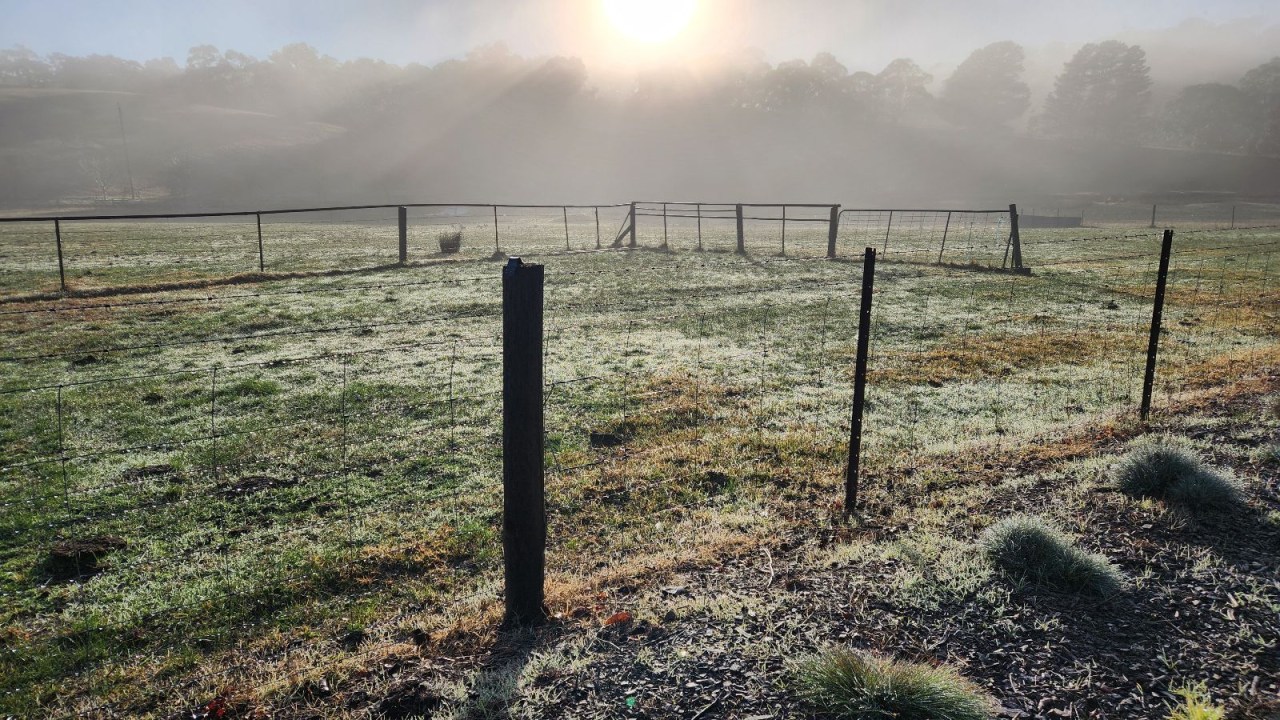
{"left": 0, "top": 216, "right": 1276, "bottom": 717}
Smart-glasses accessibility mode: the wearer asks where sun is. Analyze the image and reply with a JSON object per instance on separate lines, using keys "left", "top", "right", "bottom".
{"left": 602, "top": 0, "right": 697, "bottom": 44}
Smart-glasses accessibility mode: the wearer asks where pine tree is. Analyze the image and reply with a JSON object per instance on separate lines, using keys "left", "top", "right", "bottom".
{"left": 1041, "top": 40, "right": 1152, "bottom": 142}
{"left": 942, "top": 41, "right": 1030, "bottom": 128}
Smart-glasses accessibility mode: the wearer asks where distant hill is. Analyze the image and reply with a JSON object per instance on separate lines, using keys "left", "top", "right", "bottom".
{"left": 0, "top": 87, "right": 343, "bottom": 210}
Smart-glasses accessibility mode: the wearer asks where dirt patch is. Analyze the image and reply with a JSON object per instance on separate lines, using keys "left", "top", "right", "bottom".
{"left": 374, "top": 678, "right": 444, "bottom": 719}
{"left": 217, "top": 474, "right": 295, "bottom": 498}
{"left": 588, "top": 431, "right": 625, "bottom": 448}
{"left": 121, "top": 463, "right": 178, "bottom": 482}
{"left": 41, "top": 536, "right": 127, "bottom": 582}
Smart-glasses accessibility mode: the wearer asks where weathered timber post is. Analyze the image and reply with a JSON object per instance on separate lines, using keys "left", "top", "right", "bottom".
{"left": 594, "top": 207, "right": 601, "bottom": 249}
{"left": 938, "top": 211, "right": 952, "bottom": 264}
{"left": 502, "top": 257, "right": 547, "bottom": 626}
{"left": 628, "top": 202, "right": 637, "bottom": 248}
{"left": 1008, "top": 204, "right": 1023, "bottom": 270}
{"left": 735, "top": 204, "right": 745, "bottom": 254}
{"left": 256, "top": 213, "right": 264, "bottom": 272}
{"left": 54, "top": 219, "right": 66, "bottom": 292}
{"left": 493, "top": 206, "right": 500, "bottom": 254}
{"left": 563, "top": 206, "right": 570, "bottom": 251}
{"left": 882, "top": 210, "right": 893, "bottom": 254}
{"left": 662, "top": 202, "right": 668, "bottom": 248}
{"left": 846, "top": 247, "right": 876, "bottom": 512}
{"left": 826, "top": 205, "right": 840, "bottom": 259}
{"left": 780, "top": 205, "right": 786, "bottom": 256}
{"left": 697, "top": 204, "right": 703, "bottom": 251}
{"left": 398, "top": 206, "right": 408, "bottom": 263}
{"left": 1140, "top": 229, "right": 1174, "bottom": 422}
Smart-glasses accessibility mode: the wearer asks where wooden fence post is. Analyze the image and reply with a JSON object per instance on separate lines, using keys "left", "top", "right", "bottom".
{"left": 697, "top": 204, "right": 703, "bottom": 251}
{"left": 398, "top": 206, "right": 408, "bottom": 263}
{"left": 563, "top": 206, "right": 570, "bottom": 251}
{"left": 1008, "top": 204, "right": 1023, "bottom": 270}
{"left": 629, "top": 202, "right": 637, "bottom": 248}
{"left": 826, "top": 205, "right": 840, "bottom": 259}
{"left": 882, "top": 210, "right": 893, "bottom": 254}
{"left": 846, "top": 247, "right": 876, "bottom": 512}
{"left": 54, "top": 218, "right": 66, "bottom": 292}
{"left": 594, "top": 207, "right": 600, "bottom": 249}
{"left": 493, "top": 205, "right": 501, "bottom": 255}
{"left": 1230, "top": 205, "right": 1236, "bottom": 230}
{"left": 780, "top": 205, "right": 786, "bottom": 256}
{"left": 1140, "top": 229, "right": 1174, "bottom": 422}
{"left": 938, "top": 211, "right": 952, "bottom": 264}
{"left": 502, "top": 257, "right": 547, "bottom": 626}
{"left": 662, "top": 202, "right": 668, "bottom": 248}
{"left": 735, "top": 204, "right": 745, "bottom": 254}
{"left": 256, "top": 212, "right": 264, "bottom": 272}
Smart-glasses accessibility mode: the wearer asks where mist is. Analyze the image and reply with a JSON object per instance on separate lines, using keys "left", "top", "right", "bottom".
{"left": 3, "top": 1, "right": 1280, "bottom": 213}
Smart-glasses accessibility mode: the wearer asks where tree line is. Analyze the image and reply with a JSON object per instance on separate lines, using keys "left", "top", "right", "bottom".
{"left": 2, "top": 39, "right": 1278, "bottom": 156}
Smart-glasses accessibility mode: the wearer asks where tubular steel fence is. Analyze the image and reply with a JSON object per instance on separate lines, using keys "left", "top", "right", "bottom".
{"left": 0, "top": 201, "right": 1028, "bottom": 300}
{"left": 0, "top": 204, "right": 1277, "bottom": 716}
{"left": 0, "top": 203, "right": 633, "bottom": 299}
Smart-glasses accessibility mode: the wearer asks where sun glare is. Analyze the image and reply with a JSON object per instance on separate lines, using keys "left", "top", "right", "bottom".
{"left": 603, "top": 0, "right": 697, "bottom": 44}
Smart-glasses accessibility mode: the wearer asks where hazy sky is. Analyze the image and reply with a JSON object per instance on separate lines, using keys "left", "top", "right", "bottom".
{"left": 3, "top": 0, "right": 1279, "bottom": 74}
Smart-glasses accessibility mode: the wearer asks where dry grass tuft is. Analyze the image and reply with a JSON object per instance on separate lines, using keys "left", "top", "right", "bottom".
{"left": 981, "top": 516, "right": 1124, "bottom": 596}
{"left": 793, "top": 648, "right": 993, "bottom": 720}
{"left": 1115, "top": 436, "right": 1242, "bottom": 510}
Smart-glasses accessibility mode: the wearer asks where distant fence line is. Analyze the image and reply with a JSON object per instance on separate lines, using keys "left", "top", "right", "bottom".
{"left": 0, "top": 200, "right": 1029, "bottom": 296}
{"left": 1020, "top": 214, "right": 1083, "bottom": 229}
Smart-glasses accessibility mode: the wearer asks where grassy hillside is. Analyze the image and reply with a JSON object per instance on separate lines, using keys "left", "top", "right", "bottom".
{"left": 0, "top": 88, "right": 344, "bottom": 209}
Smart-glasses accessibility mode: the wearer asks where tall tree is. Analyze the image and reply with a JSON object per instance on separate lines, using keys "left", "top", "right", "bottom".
{"left": 1041, "top": 40, "right": 1152, "bottom": 142}
{"left": 1164, "top": 83, "right": 1256, "bottom": 153}
{"left": 941, "top": 41, "right": 1029, "bottom": 128}
{"left": 0, "top": 45, "right": 52, "bottom": 87}
{"left": 1241, "top": 58, "right": 1280, "bottom": 155}
{"left": 876, "top": 58, "right": 932, "bottom": 123}
{"left": 737, "top": 54, "right": 855, "bottom": 113}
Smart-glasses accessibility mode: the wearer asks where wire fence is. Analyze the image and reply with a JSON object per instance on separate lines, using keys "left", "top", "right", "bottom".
{"left": 1022, "top": 199, "right": 1280, "bottom": 229}
{"left": 0, "top": 201, "right": 1028, "bottom": 301}
{"left": 0, "top": 203, "right": 633, "bottom": 300}
{"left": 0, "top": 210, "right": 1277, "bottom": 717}
{"left": 837, "top": 208, "right": 1012, "bottom": 267}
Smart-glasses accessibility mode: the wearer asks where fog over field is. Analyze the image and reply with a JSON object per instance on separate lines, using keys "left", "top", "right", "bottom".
{"left": 5, "top": 4, "right": 1280, "bottom": 719}
{"left": 2, "top": 0, "right": 1280, "bottom": 210}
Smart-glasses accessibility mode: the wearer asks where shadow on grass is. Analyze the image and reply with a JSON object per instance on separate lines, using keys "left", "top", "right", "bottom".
{"left": 1160, "top": 500, "right": 1280, "bottom": 576}
{"left": 0, "top": 544, "right": 474, "bottom": 717}
{"left": 417, "top": 621, "right": 563, "bottom": 720}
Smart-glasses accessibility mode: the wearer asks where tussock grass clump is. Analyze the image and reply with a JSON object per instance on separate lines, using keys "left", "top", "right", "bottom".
{"left": 1166, "top": 683, "right": 1226, "bottom": 720}
{"left": 437, "top": 228, "right": 463, "bottom": 254}
{"left": 794, "top": 648, "right": 993, "bottom": 720}
{"left": 1115, "top": 437, "right": 1241, "bottom": 510}
{"left": 981, "top": 516, "right": 1124, "bottom": 596}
